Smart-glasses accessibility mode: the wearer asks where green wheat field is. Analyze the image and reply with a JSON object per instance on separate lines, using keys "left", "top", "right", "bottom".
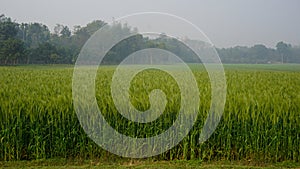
{"left": 0, "top": 64, "right": 299, "bottom": 165}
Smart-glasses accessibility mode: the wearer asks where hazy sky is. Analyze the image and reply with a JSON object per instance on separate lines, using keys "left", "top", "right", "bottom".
{"left": 1, "top": 0, "right": 299, "bottom": 48}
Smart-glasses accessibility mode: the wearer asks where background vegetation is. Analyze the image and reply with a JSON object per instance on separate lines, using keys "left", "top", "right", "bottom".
{"left": 1, "top": 14, "right": 300, "bottom": 65}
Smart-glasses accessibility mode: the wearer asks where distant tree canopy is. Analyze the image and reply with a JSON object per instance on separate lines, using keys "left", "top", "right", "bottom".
{"left": 217, "top": 42, "right": 300, "bottom": 64}
{"left": 0, "top": 14, "right": 300, "bottom": 65}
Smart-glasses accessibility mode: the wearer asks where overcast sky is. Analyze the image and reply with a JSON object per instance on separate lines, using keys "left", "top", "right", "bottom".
{"left": 1, "top": 0, "right": 299, "bottom": 48}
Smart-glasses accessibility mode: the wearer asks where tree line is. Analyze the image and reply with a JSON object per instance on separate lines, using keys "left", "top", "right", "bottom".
{"left": 1, "top": 14, "right": 299, "bottom": 65}
{"left": 217, "top": 42, "right": 300, "bottom": 64}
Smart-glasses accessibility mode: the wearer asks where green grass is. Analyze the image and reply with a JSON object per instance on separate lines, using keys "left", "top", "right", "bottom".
{"left": 223, "top": 64, "right": 300, "bottom": 72}
{"left": 0, "top": 64, "right": 299, "bottom": 163}
{"left": 0, "top": 159, "right": 299, "bottom": 169}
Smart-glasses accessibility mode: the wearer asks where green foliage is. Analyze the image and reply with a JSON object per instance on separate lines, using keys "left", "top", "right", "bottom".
{"left": 218, "top": 42, "right": 300, "bottom": 64}
{"left": 0, "top": 15, "right": 25, "bottom": 65}
{"left": 0, "top": 15, "right": 19, "bottom": 41}
{"left": 22, "top": 23, "right": 50, "bottom": 49}
{"left": 28, "top": 42, "right": 59, "bottom": 64}
{"left": 2, "top": 14, "right": 300, "bottom": 65}
{"left": 0, "top": 38, "right": 24, "bottom": 64}
{"left": 0, "top": 65, "right": 299, "bottom": 162}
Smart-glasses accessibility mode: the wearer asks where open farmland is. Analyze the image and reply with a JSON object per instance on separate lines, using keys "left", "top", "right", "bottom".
{"left": 0, "top": 64, "right": 299, "bottom": 164}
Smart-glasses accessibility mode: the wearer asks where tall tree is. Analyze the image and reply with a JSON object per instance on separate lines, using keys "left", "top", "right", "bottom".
{"left": 85, "top": 20, "right": 106, "bottom": 36}
{"left": 0, "top": 14, "right": 25, "bottom": 65}
{"left": 54, "top": 24, "right": 71, "bottom": 38}
{"left": 29, "top": 42, "right": 58, "bottom": 64}
{"left": 248, "top": 44, "right": 269, "bottom": 63}
{"left": 0, "top": 14, "right": 19, "bottom": 40}
{"left": 276, "top": 41, "right": 291, "bottom": 63}
{"left": 25, "top": 23, "right": 50, "bottom": 48}
{"left": 0, "top": 38, "right": 24, "bottom": 64}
